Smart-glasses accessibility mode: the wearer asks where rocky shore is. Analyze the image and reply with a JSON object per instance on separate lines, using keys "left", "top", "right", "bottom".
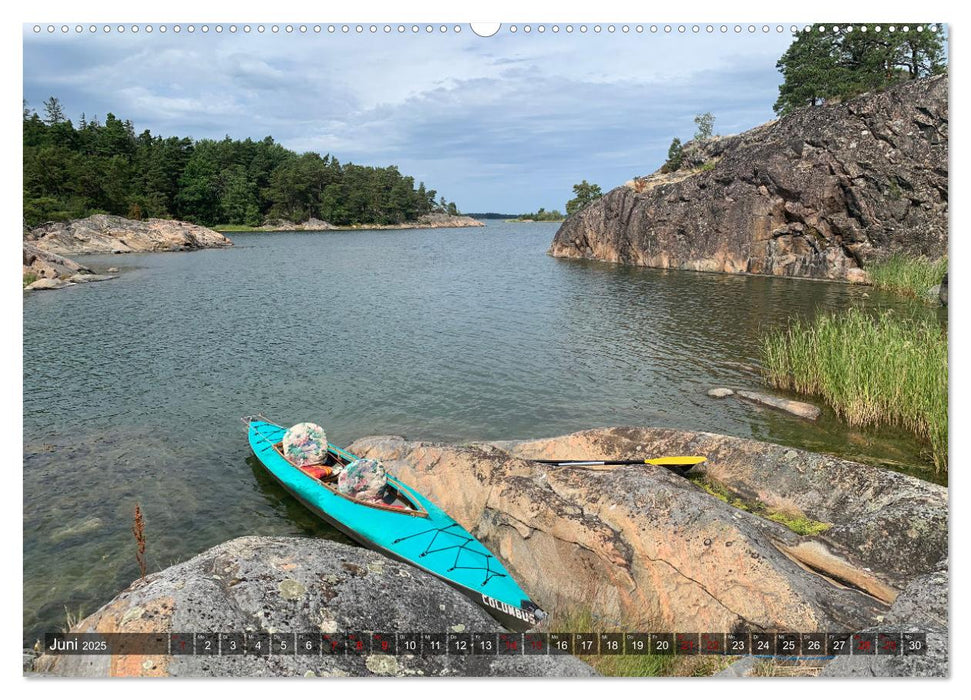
{"left": 32, "top": 537, "right": 595, "bottom": 678}
{"left": 252, "top": 212, "right": 485, "bottom": 231}
{"left": 23, "top": 215, "right": 233, "bottom": 291}
{"left": 549, "top": 75, "right": 947, "bottom": 281}
{"left": 30, "top": 427, "right": 946, "bottom": 677}
{"left": 26, "top": 214, "right": 233, "bottom": 257}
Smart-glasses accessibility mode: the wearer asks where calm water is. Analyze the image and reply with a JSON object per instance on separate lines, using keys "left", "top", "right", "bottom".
{"left": 23, "top": 222, "right": 943, "bottom": 643}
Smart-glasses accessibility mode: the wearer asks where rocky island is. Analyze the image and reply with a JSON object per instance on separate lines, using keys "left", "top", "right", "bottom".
{"left": 549, "top": 75, "right": 947, "bottom": 282}
{"left": 249, "top": 212, "right": 485, "bottom": 231}
{"left": 31, "top": 427, "right": 946, "bottom": 677}
{"left": 23, "top": 215, "right": 233, "bottom": 291}
{"left": 26, "top": 214, "right": 233, "bottom": 257}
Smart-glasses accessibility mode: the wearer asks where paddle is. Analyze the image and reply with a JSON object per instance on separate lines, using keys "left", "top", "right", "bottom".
{"left": 529, "top": 455, "right": 707, "bottom": 476}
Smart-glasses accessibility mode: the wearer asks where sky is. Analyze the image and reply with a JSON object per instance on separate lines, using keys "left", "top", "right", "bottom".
{"left": 22, "top": 24, "right": 794, "bottom": 213}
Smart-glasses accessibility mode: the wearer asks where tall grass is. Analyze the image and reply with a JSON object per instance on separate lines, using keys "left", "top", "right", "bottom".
{"left": 548, "top": 606, "right": 736, "bottom": 677}
{"left": 761, "top": 309, "right": 948, "bottom": 471}
{"left": 869, "top": 254, "right": 947, "bottom": 299}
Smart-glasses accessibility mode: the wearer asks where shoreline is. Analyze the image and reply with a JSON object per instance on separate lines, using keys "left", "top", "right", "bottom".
{"left": 214, "top": 223, "right": 483, "bottom": 232}
{"left": 215, "top": 214, "right": 485, "bottom": 233}
{"left": 29, "top": 426, "right": 947, "bottom": 677}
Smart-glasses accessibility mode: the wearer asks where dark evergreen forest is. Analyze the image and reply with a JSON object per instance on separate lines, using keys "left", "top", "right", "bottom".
{"left": 23, "top": 98, "right": 457, "bottom": 228}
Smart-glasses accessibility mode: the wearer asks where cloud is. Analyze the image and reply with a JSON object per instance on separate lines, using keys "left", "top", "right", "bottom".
{"left": 23, "top": 27, "right": 793, "bottom": 212}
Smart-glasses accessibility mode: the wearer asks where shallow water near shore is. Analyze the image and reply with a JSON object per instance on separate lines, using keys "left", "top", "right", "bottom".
{"left": 23, "top": 221, "right": 944, "bottom": 644}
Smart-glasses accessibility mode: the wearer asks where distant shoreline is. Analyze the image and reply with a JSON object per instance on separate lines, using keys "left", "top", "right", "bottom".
{"left": 215, "top": 222, "right": 484, "bottom": 233}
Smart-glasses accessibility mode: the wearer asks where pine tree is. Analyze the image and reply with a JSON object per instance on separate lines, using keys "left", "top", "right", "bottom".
{"left": 774, "top": 24, "right": 946, "bottom": 116}
{"left": 42, "top": 97, "right": 65, "bottom": 126}
{"left": 566, "top": 180, "right": 603, "bottom": 215}
{"left": 693, "top": 113, "right": 716, "bottom": 140}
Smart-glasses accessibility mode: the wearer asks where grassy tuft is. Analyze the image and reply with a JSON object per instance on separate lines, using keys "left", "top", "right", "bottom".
{"left": 23, "top": 272, "right": 38, "bottom": 287}
{"left": 761, "top": 309, "right": 947, "bottom": 471}
{"left": 548, "top": 605, "right": 736, "bottom": 676}
{"left": 750, "top": 659, "right": 826, "bottom": 677}
{"left": 868, "top": 254, "right": 947, "bottom": 299}
{"left": 61, "top": 605, "right": 85, "bottom": 633}
{"left": 764, "top": 511, "right": 832, "bottom": 537}
{"left": 691, "top": 476, "right": 832, "bottom": 536}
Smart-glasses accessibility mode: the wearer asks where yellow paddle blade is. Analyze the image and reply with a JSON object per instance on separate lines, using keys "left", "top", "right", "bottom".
{"left": 643, "top": 456, "right": 708, "bottom": 467}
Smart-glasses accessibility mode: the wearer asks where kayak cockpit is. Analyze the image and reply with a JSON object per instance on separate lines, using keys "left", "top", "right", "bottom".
{"left": 271, "top": 439, "right": 428, "bottom": 517}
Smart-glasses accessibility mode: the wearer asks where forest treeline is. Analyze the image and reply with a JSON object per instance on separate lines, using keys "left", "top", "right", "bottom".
{"left": 23, "top": 98, "right": 457, "bottom": 228}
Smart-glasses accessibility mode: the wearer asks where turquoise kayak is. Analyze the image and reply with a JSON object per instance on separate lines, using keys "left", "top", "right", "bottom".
{"left": 244, "top": 416, "right": 545, "bottom": 631}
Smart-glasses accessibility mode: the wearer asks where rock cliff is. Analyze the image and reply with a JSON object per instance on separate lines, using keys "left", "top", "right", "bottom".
{"left": 26, "top": 214, "right": 233, "bottom": 256}
{"left": 549, "top": 75, "right": 947, "bottom": 281}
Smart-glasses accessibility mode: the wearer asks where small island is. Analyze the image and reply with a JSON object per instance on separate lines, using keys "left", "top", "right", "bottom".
{"left": 508, "top": 208, "right": 566, "bottom": 223}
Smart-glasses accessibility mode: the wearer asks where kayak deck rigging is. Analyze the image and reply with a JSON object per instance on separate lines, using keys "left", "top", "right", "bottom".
{"left": 393, "top": 522, "right": 507, "bottom": 586}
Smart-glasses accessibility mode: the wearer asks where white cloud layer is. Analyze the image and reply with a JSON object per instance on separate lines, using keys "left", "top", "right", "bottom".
{"left": 23, "top": 27, "right": 793, "bottom": 212}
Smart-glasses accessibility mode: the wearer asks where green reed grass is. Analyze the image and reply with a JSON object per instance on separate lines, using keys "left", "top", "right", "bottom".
{"left": 761, "top": 309, "right": 948, "bottom": 471}
{"left": 869, "top": 254, "right": 947, "bottom": 299}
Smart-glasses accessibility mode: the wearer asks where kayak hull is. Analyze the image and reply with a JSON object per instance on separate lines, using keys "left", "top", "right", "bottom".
{"left": 246, "top": 417, "right": 543, "bottom": 632}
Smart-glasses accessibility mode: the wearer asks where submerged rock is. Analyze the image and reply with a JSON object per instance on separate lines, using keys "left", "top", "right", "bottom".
{"left": 26, "top": 215, "right": 232, "bottom": 256}
{"left": 735, "top": 390, "right": 821, "bottom": 420}
{"left": 707, "top": 388, "right": 735, "bottom": 398}
{"left": 549, "top": 75, "right": 947, "bottom": 281}
{"left": 32, "top": 537, "right": 595, "bottom": 678}
{"left": 66, "top": 274, "right": 117, "bottom": 284}
{"left": 49, "top": 517, "right": 104, "bottom": 544}
{"left": 24, "top": 278, "right": 75, "bottom": 291}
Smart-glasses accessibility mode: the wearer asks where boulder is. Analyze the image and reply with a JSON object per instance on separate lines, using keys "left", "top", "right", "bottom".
{"left": 348, "top": 429, "right": 942, "bottom": 635}
{"left": 820, "top": 559, "right": 947, "bottom": 677}
{"left": 25, "top": 215, "right": 232, "bottom": 256}
{"left": 301, "top": 218, "right": 336, "bottom": 230}
{"left": 23, "top": 241, "right": 91, "bottom": 280}
{"left": 550, "top": 75, "right": 947, "bottom": 281}
{"left": 415, "top": 213, "right": 485, "bottom": 228}
{"left": 32, "top": 536, "right": 595, "bottom": 678}
{"left": 735, "top": 390, "right": 822, "bottom": 420}
{"left": 707, "top": 388, "right": 735, "bottom": 398}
